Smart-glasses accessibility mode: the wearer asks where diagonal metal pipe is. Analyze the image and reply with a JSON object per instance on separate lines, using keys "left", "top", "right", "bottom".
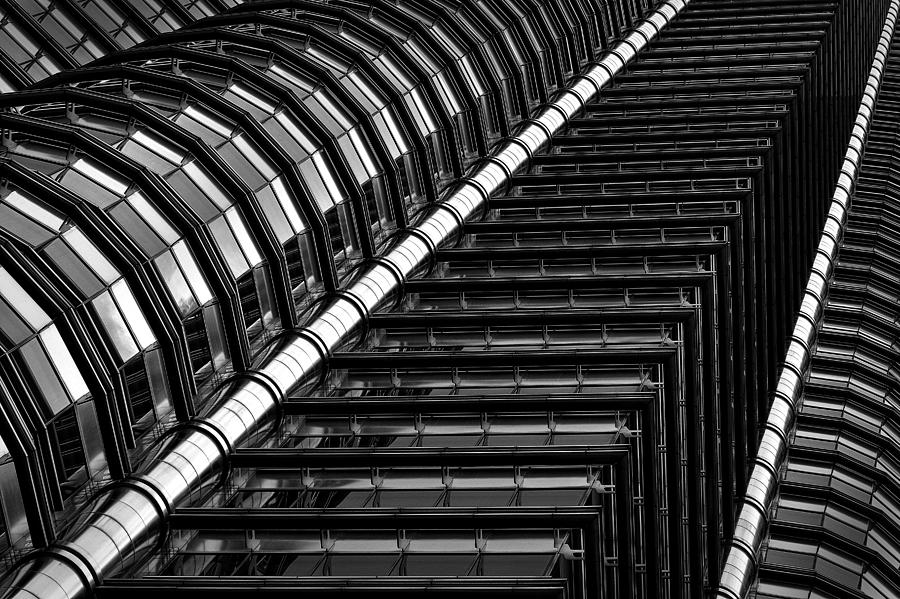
{"left": 716, "top": 1, "right": 900, "bottom": 597}
{"left": 0, "top": 2, "right": 689, "bottom": 597}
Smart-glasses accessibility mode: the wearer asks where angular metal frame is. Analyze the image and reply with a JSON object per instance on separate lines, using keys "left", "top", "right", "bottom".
{"left": 0, "top": 2, "right": 689, "bottom": 598}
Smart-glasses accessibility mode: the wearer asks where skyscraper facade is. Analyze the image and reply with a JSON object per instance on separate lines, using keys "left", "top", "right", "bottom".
{"left": 0, "top": 0, "right": 893, "bottom": 598}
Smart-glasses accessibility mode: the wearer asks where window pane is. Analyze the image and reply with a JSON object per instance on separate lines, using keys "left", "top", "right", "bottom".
{"left": 44, "top": 238, "right": 103, "bottom": 297}
{"left": 209, "top": 216, "right": 250, "bottom": 277}
{"left": 93, "top": 291, "right": 139, "bottom": 361}
{"left": 184, "top": 161, "right": 231, "bottom": 210}
{"left": 127, "top": 192, "right": 179, "bottom": 244}
{"left": 225, "top": 208, "right": 262, "bottom": 267}
{"left": 155, "top": 251, "right": 198, "bottom": 315}
{"left": 72, "top": 158, "right": 129, "bottom": 195}
{"left": 272, "top": 177, "right": 306, "bottom": 234}
{"left": 20, "top": 338, "right": 69, "bottom": 414}
{"left": 40, "top": 326, "right": 89, "bottom": 401}
{"left": 3, "top": 190, "right": 64, "bottom": 231}
{"left": 0, "top": 267, "right": 50, "bottom": 330}
{"left": 111, "top": 280, "right": 156, "bottom": 350}
{"left": 63, "top": 228, "right": 119, "bottom": 285}
{"left": 172, "top": 241, "right": 212, "bottom": 305}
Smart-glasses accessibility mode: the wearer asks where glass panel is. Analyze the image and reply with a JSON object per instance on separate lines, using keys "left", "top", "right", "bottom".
{"left": 313, "top": 153, "right": 343, "bottom": 203}
{"left": 225, "top": 208, "right": 263, "bottom": 267}
{"left": 20, "top": 337, "right": 69, "bottom": 414}
{"left": 217, "top": 141, "right": 267, "bottom": 191}
{"left": 132, "top": 129, "right": 185, "bottom": 165}
{"left": 184, "top": 161, "right": 232, "bottom": 210}
{"left": 93, "top": 291, "right": 139, "bottom": 361}
{"left": 59, "top": 169, "right": 119, "bottom": 209}
{"left": 155, "top": 251, "right": 198, "bottom": 315}
{"left": 40, "top": 326, "right": 89, "bottom": 401}
{"left": 63, "top": 228, "right": 119, "bottom": 285}
{"left": 0, "top": 297, "right": 30, "bottom": 344}
{"left": 269, "top": 63, "right": 315, "bottom": 95}
{"left": 71, "top": 158, "right": 129, "bottom": 195}
{"left": 274, "top": 112, "right": 316, "bottom": 154}
{"left": 209, "top": 216, "right": 250, "bottom": 277}
{"left": 183, "top": 105, "right": 233, "bottom": 139}
{"left": 0, "top": 460, "right": 28, "bottom": 545}
{"left": 164, "top": 169, "right": 218, "bottom": 220}
{"left": 255, "top": 186, "right": 292, "bottom": 243}
{"left": 0, "top": 204, "right": 54, "bottom": 245}
{"left": 204, "top": 303, "right": 229, "bottom": 368}
{"left": 145, "top": 347, "right": 172, "bottom": 416}
{"left": 272, "top": 177, "right": 306, "bottom": 233}
{"left": 232, "top": 135, "right": 277, "bottom": 181}
{"left": 111, "top": 280, "right": 156, "bottom": 350}
{"left": 111, "top": 202, "right": 166, "bottom": 256}
{"left": 299, "top": 158, "right": 334, "bottom": 213}
{"left": 2, "top": 190, "right": 64, "bottom": 231}
{"left": 0, "top": 267, "right": 50, "bottom": 330}
{"left": 44, "top": 238, "right": 103, "bottom": 297}
{"left": 349, "top": 129, "right": 379, "bottom": 178}
{"left": 172, "top": 241, "right": 212, "bottom": 305}
{"left": 76, "top": 400, "right": 106, "bottom": 474}
{"left": 127, "top": 192, "right": 179, "bottom": 244}
{"left": 230, "top": 83, "right": 277, "bottom": 115}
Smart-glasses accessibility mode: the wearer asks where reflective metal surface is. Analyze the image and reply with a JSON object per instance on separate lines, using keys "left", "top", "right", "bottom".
{"left": 715, "top": 1, "right": 900, "bottom": 597}
{"left": 0, "top": 2, "right": 689, "bottom": 597}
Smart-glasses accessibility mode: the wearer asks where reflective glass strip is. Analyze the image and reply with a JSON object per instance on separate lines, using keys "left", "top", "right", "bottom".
{"left": 343, "top": 72, "right": 380, "bottom": 113}
{"left": 71, "top": 158, "right": 130, "bottom": 196}
{"left": 93, "top": 290, "right": 139, "bottom": 361}
{"left": 183, "top": 105, "right": 234, "bottom": 138}
{"left": 314, "top": 91, "right": 353, "bottom": 131}
{"left": 208, "top": 215, "right": 250, "bottom": 277}
{"left": 410, "top": 88, "right": 438, "bottom": 133}
{"left": 298, "top": 158, "right": 335, "bottom": 212}
{"left": 172, "top": 240, "right": 212, "bottom": 305}
{"left": 111, "top": 279, "right": 156, "bottom": 350}
{"left": 274, "top": 112, "right": 316, "bottom": 154}
{"left": 225, "top": 207, "right": 263, "bottom": 267}
{"left": 0, "top": 295, "right": 31, "bottom": 343}
{"left": 0, "top": 267, "right": 50, "bottom": 330}
{"left": 349, "top": 128, "right": 379, "bottom": 178}
{"left": 256, "top": 185, "right": 292, "bottom": 243}
{"left": 272, "top": 176, "right": 307, "bottom": 233}
{"left": 40, "top": 325, "right": 89, "bottom": 400}
{"left": 127, "top": 191, "right": 179, "bottom": 245}
{"left": 2, "top": 189, "right": 64, "bottom": 231}
{"left": 312, "top": 153, "right": 344, "bottom": 203}
{"left": 383, "top": 110, "right": 409, "bottom": 154}
{"left": 20, "top": 337, "right": 70, "bottom": 413}
{"left": 63, "top": 228, "right": 119, "bottom": 285}
{"left": 269, "top": 63, "right": 315, "bottom": 95}
{"left": 435, "top": 73, "right": 462, "bottom": 114}
{"left": 132, "top": 129, "right": 185, "bottom": 165}
{"left": 154, "top": 250, "right": 198, "bottom": 315}
{"left": 0, "top": 70, "right": 13, "bottom": 93}
{"left": 232, "top": 135, "right": 277, "bottom": 181}
{"left": 183, "top": 161, "right": 232, "bottom": 210}
{"left": 230, "top": 82, "right": 277, "bottom": 115}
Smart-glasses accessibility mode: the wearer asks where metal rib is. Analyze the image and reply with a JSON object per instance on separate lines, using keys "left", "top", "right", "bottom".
{"left": 715, "top": 1, "right": 900, "bottom": 597}
{"left": 0, "top": 2, "right": 690, "bottom": 598}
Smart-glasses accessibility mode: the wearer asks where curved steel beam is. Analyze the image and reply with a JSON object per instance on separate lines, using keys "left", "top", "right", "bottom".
{"left": 716, "top": 1, "right": 900, "bottom": 597}
{"left": 0, "top": 2, "right": 689, "bottom": 597}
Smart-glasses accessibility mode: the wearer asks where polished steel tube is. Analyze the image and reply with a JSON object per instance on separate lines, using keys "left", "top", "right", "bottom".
{"left": 715, "top": 2, "right": 900, "bottom": 597}
{"left": 0, "top": 2, "right": 689, "bottom": 597}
